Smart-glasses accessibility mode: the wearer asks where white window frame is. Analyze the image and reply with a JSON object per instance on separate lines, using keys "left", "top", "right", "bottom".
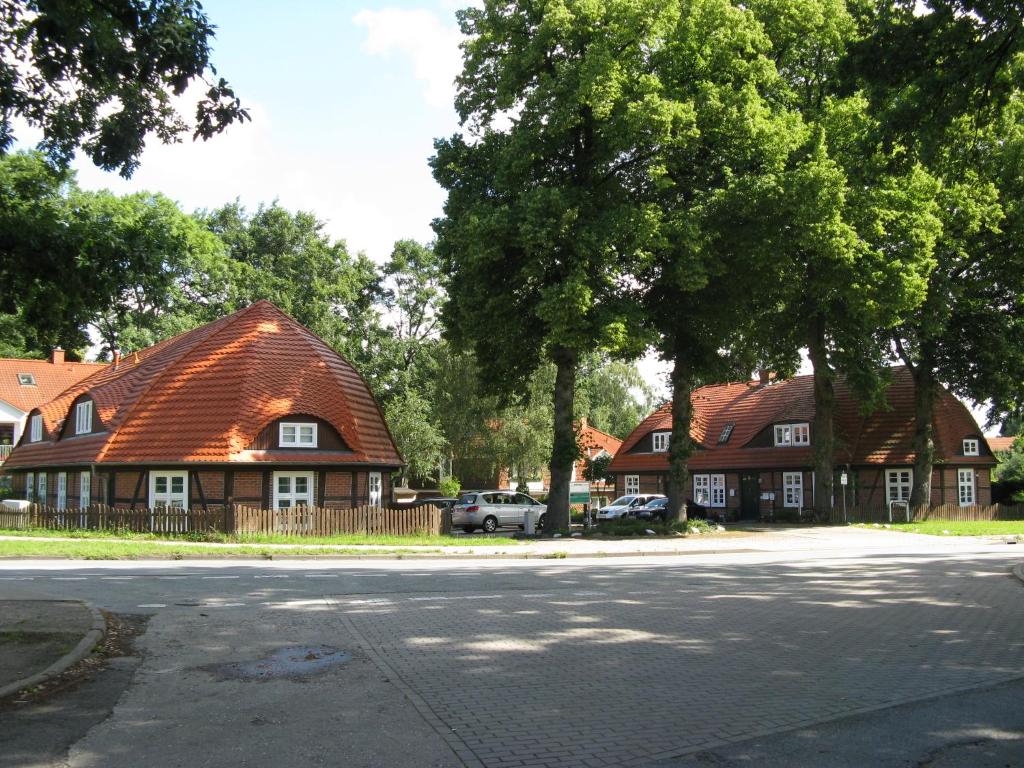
{"left": 709, "top": 474, "right": 726, "bottom": 508}
{"left": 624, "top": 475, "right": 640, "bottom": 496}
{"left": 775, "top": 423, "right": 809, "bottom": 447}
{"left": 652, "top": 432, "right": 671, "bottom": 453}
{"left": 792, "top": 423, "right": 810, "bottom": 446}
{"left": 957, "top": 469, "right": 976, "bottom": 507}
{"left": 693, "top": 474, "right": 710, "bottom": 506}
{"left": 17, "top": 373, "right": 35, "bottom": 386}
{"left": 80, "top": 471, "right": 91, "bottom": 508}
{"left": 149, "top": 471, "right": 189, "bottom": 511}
{"left": 783, "top": 472, "right": 803, "bottom": 508}
{"left": 279, "top": 421, "right": 318, "bottom": 448}
{"left": 25, "top": 472, "right": 34, "bottom": 502}
{"left": 30, "top": 414, "right": 42, "bottom": 442}
{"left": 37, "top": 472, "right": 47, "bottom": 506}
{"left": 75, "top": 401, "right": 93, "bottom": 435}
{"left": 885, "top": 468, "right": 913, "bottom": 506}
{"left": 962, "top": 439, "right": 979, "bottom": 457}
{"left": 368, "top": 472, "right": 382, "bottom": 507}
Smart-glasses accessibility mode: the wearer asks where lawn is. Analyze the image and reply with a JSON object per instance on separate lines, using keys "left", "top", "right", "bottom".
{"left": 0, "top": 527, "right": 515, "bottom": 548}
{"left": 862, "top": 520, "right": 1024, "bottom": 536}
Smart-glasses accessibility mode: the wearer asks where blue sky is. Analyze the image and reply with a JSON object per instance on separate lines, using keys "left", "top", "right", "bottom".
{"left": 72, "top": 1, "right": 467, "bottom": 264}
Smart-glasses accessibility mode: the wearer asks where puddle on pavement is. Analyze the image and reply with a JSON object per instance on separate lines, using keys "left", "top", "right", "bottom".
{"left": 199, "top": 645, "right": 352, "bottom": 682}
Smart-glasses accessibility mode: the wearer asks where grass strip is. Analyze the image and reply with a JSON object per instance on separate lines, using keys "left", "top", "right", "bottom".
{"left": 859, "top": 520, "right": 1024, "bottom": 536}
{"left": 0, "top": 539, "right": 442, "bottom": 560}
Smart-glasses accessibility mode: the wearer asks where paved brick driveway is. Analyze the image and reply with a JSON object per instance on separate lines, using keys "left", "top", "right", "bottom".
{"left": 334, "top": 553, "right": 1024, "bottom": 768}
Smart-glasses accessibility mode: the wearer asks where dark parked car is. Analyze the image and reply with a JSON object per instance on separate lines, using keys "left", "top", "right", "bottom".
{"left": 424, "top": 497, "right": 460, "bottom": 512}
{"left": 632, "top": 497, "right": 707, "bottom": 522}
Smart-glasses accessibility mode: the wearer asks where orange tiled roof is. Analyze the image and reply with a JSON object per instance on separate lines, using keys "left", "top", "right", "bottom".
{"left": 988, "top": 436, "right": 1017, "bottom": 453}
{"left": 608, "top": 367, "right": 994, "bottom": 473}
{"left": 4, "top": 301, "right": 401, "bottom": 469}
{"left": 576, "top": 423, "right": 623, "bottom": 477}
{"left": 0, "top": 357, "right": 106, "bottom": 414}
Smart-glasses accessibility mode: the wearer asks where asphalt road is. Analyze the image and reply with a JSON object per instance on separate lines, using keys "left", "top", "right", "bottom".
{"left": 1, "top": 537, "right": 1023, "bottom": 767}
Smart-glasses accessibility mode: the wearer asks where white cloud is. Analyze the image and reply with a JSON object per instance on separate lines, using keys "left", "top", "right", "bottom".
{"left": 353, "top": 8, "right": 463, "bottom": 108}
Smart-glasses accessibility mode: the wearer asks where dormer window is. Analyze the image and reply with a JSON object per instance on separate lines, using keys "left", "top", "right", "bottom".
{"left": 774, "top": 423, "right": 810, "bottom": 447}
{"left": 75, "top": 401, "right": 93, "bottom": 435}
{"left": 29, "top": 414, "right": 42, "bottom": 442}
{"left": 17, "top": 373, "right": 35, "bottom": 386}
{"left": 652, "top": 432, "right": 671, "bottom": 452}
{"left": 280, "top": 422, "right": 317, "bottom": 448}
{"left": 963, "top": 438, "right": 979, "bottom": 456}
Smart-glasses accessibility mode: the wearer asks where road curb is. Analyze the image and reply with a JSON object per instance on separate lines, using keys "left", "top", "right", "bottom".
{"left": 0, "top": 601, "right": 106, "bottom": 700}
{"left": 1012, "top": 562, "right": 1024, "bottom": 585}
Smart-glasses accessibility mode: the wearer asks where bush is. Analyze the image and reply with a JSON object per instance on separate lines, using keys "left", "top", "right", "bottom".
{"left": 439, "top": 476, "right": 461, "bottom": 498}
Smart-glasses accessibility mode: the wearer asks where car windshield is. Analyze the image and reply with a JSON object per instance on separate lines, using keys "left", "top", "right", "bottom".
{"left": 609, "top": 496, "right": 636, "bottom": 507}
{"left": 458, "top": 494, "right": 477, "bottom": 504}
{"left": 650, "top": 498, "right": 668, "bottom": 507}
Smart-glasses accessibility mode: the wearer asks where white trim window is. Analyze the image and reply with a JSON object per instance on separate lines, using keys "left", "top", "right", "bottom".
{"left": 783, "top": 472, "right": 803, "bottom": 508}
{"left": 75, "top": 401, "right": 93, "bottom": 435}
{"left": 25, "top": 472, "right": 34, "bottom": 502}
{"left": 37, "top": 472, "right": 47, "bottom": 505}
{"left": 273, "top": 472, "right": 315, "bottom": 509}
{"left": 80, "top": 471, "right": 91, "bottom": 508}
{"left": 775, "top": 423, "right": 810, "bottom": 447}
{"left": 56, "top": 472, "right": 67, "bottom": 510}
{"left": 962, "top": 439, "right": 979, "bottom": 457}
{"left": 29, "top": 414, "right": 42, "bottom": 442}
{"left": 150, "top": 471, "right": 188, "bottom": 510}
{"left": 710, "top": 474, "right": 726, "bottom": 508}
{"left": 693, "top": 475, "right": 711, "bottom": 506}
{"left": 957, "top": 469, "right": 976, "bottom": 506}
{"left": 280, "top": 422, "right": 317, "bottom": 448}
{"left": 625, "top": 475, "right": 640, "bottom": 496}
{"left": 885, "top": 469, "right": 913, "bottom": 506}
{"left": 368, "top": 472, "right": 382, "bottom": 507}
{"left": 652, "top": 432, "right": 671, "bottom": 452}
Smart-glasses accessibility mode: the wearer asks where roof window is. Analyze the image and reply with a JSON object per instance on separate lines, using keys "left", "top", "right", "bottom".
{"left": 17, "top": 373, "right": 35, "bottom": 386}
{"left": 718, "top": 422, "right": 735, "bottom": 444}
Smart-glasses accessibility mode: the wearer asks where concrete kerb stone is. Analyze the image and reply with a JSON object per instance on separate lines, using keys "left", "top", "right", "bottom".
{"left": 0, "top": 600, "right": 106, "bottom": 701}
{"left": 1012, "top": 561, "right": 1024, "bottom": 585}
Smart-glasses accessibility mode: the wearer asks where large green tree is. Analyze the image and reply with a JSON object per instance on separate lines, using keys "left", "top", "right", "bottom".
{"left": 433, "top": 0, "right": 676, "bottom": 530}
{"left": 0, "top": 0, "right": 247, "bottom": 177}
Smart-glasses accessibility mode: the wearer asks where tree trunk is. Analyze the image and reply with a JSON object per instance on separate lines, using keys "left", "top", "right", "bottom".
{"left": 545, "top": 345, "right": 577, "bottom": 532}
{"left": 665, "top": 351, "right": 694, "bottom": 524}
{"left": 807, "top": 314, "right": 835, "bottom": 519}
{"left": 909, "top": 362, "right": 936, "bottom": 511}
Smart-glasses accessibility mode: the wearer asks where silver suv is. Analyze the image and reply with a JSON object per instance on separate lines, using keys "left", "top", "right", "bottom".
{"left": 452, "top": 491, "right": 547, "bottom": 533}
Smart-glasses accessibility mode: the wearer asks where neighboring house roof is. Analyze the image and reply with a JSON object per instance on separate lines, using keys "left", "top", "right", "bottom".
{"left": 576, "top": 422, "right": 622, "bottom": 478}
{"left": 5, "top": 301, "right": 402, "bottom": 468}
{"left": 988, "top": 436, "right": 1017, "bottom": 453}
{"left": 0, "top": 356, "right": 106, "bottom": 414}
{"left": 608, "top": 366, "right": 994, "bottom": 473}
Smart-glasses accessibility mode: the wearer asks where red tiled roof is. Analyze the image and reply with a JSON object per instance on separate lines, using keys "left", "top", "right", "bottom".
{"left": 988, "top": 436, "right": 1017, "bottom": 453}
{"left": 0, "top": 358, "right": 106, "bottom": 413}
{"left": 576, "top": 423, "right": 622, "bottom": 477}
{"left": 608, "top": 367, "right": 994, "bottom": 473}
{"left": 5, "top": 301, "right": 401, "bottom": 469}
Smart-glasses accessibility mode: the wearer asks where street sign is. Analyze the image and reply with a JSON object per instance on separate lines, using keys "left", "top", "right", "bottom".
{"left": 840, "top": 473, "right": 848, "bottom": 486}
{"left": 569, "top": 481, "right": 591, "bottom": 504}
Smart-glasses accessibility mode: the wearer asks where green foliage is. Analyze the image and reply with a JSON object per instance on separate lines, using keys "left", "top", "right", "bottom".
{"left": 994, "top": 437, "right": 1024, "bottom": 486}
{"left": 0, "top": 0, "right": 248, "bottom": 177}
{"left": 583, "top": 452, "right": 614, "bottom": 485}
{"left": 438, "top": 476, "right": 461, "bottom": 498}
{"left": 384, "top": 388, "right": 446, "bottom": 486}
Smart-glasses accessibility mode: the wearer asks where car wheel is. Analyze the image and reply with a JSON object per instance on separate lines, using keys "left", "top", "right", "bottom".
{"left": 538, "top": 513, "right": 547, "bottom": 530}
{"left": 462, "top": 525, "right": 476, "bottom": 533}
{"left": 482, "top": 516, "right": 498, "bottom": 533}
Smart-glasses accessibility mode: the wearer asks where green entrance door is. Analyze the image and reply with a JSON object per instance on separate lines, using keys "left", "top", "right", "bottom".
{"left": 740, "top": 473, "right": 760, "bottom": 520}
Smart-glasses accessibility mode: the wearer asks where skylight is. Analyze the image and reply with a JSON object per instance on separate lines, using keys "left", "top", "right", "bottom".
{"left": 17, "top": 373, "right": 35, "bottom": 386}
{"left": 718, "top": 422, "right": 735, "bottom": 444}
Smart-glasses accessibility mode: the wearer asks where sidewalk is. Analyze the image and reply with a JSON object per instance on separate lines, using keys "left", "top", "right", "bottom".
{"left": 0, "top": 599, "right": 105, "bottom": 699}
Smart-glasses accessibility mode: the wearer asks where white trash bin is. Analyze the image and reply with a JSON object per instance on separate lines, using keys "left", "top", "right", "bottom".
{"left": 524, "top": 509, "right": 537, "bottom": 535}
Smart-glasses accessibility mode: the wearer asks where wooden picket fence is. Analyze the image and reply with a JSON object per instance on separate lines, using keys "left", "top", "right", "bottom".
{"left": 828, "top": 503, "right": 1024, "bottom": 524}
{"left": 0, "top": 502, "right": 447, "bottom": 536}
{"left": 233, "top": 503, "right": 446, "bottom": 536}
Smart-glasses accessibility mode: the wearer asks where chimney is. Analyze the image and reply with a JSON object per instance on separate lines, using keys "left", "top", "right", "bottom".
{"left": 758, "top": 369, "right": 772, "bottom": 385}
{"left": 50, "top": 347, "right": 65, "bottom": 365}
{"left": 112, "top": 350, "right": 121, "bottom": 369}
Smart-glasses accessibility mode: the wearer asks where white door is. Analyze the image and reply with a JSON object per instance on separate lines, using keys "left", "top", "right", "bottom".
{"left": 368, "top": 472, "right": 382, "bottom": 507}
{"left": 56, "top": 472, "right": 67, "bottom": 511}
{"left": 37, "top": 472, "right": 47, "bottom": 507}
{"left": 150, "top": 471, "right": 188, "bottom": 510}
